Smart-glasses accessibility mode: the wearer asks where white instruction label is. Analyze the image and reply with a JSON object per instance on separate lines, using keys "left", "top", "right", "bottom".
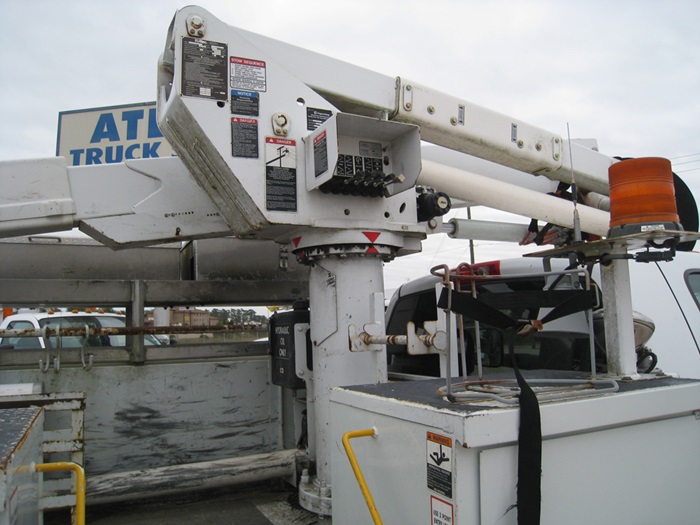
{"left": 431, "top": 495, "right": 454, "bottom": 525}
{"left": 230, "top": 56, "right": 267, "bottom": 92}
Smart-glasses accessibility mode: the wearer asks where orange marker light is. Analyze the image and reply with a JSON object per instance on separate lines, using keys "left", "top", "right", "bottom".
{"left": 608, "top": 157, "right": 680, "bottom": 234}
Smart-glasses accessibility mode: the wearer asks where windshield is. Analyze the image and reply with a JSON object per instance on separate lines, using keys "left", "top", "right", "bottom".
{"left": 0, "top": 320, "right": 41, "bottom": 349}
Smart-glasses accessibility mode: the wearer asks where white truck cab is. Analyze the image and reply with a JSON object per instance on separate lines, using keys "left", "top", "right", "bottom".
{"left": 386, "top": 251, "right": 700, "bottom": 379}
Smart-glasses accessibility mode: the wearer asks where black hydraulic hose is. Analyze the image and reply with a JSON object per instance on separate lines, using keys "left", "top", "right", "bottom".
{"left": 637, "top": 349, "right": 658, "bottom": 374}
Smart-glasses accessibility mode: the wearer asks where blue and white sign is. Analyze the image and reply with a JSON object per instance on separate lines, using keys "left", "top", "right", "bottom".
{"left": 56, "top": 102, "right": 176, "bottom": 166}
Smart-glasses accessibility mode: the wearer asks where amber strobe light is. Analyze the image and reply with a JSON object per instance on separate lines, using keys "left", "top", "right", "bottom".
{"left": 608, "top": 157, "right": 681, "bottom": 237}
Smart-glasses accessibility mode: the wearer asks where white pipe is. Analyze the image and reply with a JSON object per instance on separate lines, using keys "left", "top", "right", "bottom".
{"left": 582, "top": 191, "right": 611, "bottom": 211}
{"left": 419, "top": 160, "right": 610, "bottom": 236}
{"left": 447, "top": 219, "right": 528, "bottom": 242}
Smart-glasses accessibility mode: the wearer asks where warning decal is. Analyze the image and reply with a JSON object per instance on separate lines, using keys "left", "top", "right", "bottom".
{"left": 266, "top": 137, "right": 297, "bottom": 212}
{"left": 231, "top": 117, "right": 259, "bottom": 158}
{"left": 230, "top": 56, "right": 267, "bottom": 92}
{"left": 426, "top": 432, "right": 453, "bottom": 499}
{"left": 313, "top": 130, "right": 329, "bottom": 178}
{"left": 431, "top": 496, "right": 454, "bottom": 525}
{"left": 181, "top": 38, "right": 228, "bottom": 100}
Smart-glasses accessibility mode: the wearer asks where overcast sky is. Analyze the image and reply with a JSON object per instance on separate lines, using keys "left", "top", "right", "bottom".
{"left": 1, "top": 0, "right": 699, "bottom": 294}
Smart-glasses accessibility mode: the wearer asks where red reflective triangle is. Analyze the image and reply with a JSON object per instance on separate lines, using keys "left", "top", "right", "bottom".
{"left": 363, "top": 231, "right": 381, "bottom": 243}
{"left": 292, "top": 236, "right": 302, "bottom": 248}
{"left": 366, "top": 246, "right": 379, "bottom": 254}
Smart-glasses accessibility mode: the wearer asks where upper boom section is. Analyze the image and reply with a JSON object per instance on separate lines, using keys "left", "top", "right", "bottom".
{"left": 164, "top": 7, "right": 615, "bottom": 195}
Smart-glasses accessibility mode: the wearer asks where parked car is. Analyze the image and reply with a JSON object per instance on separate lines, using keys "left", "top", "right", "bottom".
{"left": 0, "top": 310, "right": 161, "bottom": 349}
{"left": 385, "top": 252, "right": 700, "bottom": 379}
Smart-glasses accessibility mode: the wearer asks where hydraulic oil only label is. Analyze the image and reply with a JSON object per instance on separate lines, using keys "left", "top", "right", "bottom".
{"left": 265, "top": 137, "right": 297, "bottom": 212}
{"left": 181, "top": 38, "right": 228, "bottom": 100}
{"left": 426, "top": 432, "right": 453, "bottom": 499}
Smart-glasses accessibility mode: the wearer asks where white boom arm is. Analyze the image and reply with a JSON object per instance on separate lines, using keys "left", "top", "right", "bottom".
{"left": 0, "top": 156, "right": 230, "bottom": 247}
{"left": 0, "top": 5, "right": 619, "bottom": 245}
{"left": 233, "top": 21, "right": 615, "bottom": 194}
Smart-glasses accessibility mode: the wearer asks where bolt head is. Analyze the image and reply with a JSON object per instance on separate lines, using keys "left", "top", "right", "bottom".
{"left": 427, "top": 105, "right": 435, "bottom": 114}
{"left": 450, "top": 117, "right": 458, "bottom": 126}
{"left": 190, "top": 16, "right": 204, "bottom": 28}
{"left": 405, "top": 102, "right": 413, "bottom": 110}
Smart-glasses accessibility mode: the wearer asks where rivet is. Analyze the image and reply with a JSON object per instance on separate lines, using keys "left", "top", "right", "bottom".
{"left": 427, "top": 105, "right": 435, "bottom": 114}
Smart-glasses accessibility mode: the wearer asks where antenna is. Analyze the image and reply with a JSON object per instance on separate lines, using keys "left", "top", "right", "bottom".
{"left": 567, "top": 123, "right": 582, "bottom": 242}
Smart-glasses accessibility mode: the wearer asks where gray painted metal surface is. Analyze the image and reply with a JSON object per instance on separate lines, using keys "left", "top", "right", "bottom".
{"left": 0, "top": 407, "right": 43, "bottom": 525}
{"left": 0, "top": 392, "right": 86, "bottom": 513}
{"left": 0, "top": 357, "right": 282, "bottom": 480}
{"left": 0, "top": 235, "right": 309, "bottom": 307}
{"left": 0, "top": 237, "right": 181, "bottom": 281}
{"left": 0, "top": 278, "right": 307, "bottom": 307}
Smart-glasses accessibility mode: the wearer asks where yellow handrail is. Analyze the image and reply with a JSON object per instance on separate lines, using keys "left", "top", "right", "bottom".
{"left": 33, "top": 461, "right": 86, "bottom": 525}
{"left": 342, "top": 427, "right": 382, "bottom": 525}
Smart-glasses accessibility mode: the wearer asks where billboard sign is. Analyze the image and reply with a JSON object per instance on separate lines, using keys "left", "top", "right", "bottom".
{"left": 57, "top": 102, "right": 176, "bottom": 166}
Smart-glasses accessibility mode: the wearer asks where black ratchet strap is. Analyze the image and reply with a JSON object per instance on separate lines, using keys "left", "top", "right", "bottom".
{"left": 438, "top": 288, "right": 546, "bottom": 524}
